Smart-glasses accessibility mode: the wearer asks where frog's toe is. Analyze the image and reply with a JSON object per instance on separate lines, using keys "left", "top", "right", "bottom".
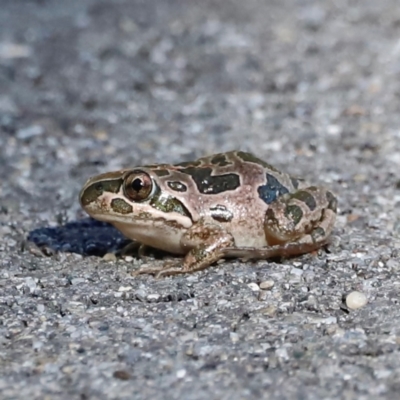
{"left": 132, "top": 260, "right": 181, "bottom": 277}
{"left": 131, "top": 265, "right": 162, "bottom": 277}
{"left": 155, "top": 265, "right": 185, "bottom": 278}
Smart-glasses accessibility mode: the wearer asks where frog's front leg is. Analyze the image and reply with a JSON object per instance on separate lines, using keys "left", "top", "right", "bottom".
{"left": 224, "top": 186, "right": 337, "bottom": 259}
{"left": 117, "top": 242, "right": 151, "bottom": 260}
{"left": 133, "top": 219, "right": 234, "bottom": 278}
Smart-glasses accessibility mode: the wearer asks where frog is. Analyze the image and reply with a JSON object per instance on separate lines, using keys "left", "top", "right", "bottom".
{"left": 79, "top": 151, "right": 337, "bottom": 277}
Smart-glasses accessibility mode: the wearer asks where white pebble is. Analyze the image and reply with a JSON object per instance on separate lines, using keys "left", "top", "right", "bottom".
{"left": 346, "top": 291, "right": 368, "bottom": 310}
{"left": 17, "top": 124, "right": 43, "bottom": 139}
{"left": 118, "top": 286, "right": 132, "bottom": 292}
{"left": 147, "top": 293, "right": 161, "bottom": 302}
{"left": 247, "top": 282, "right": 260, "bottom": 292}
{"left": 176, "top": 369, "right": 186, "bottom": 379}
{"left": 290, "top": 267, "right": 303, "bottom": 276}
{"left": 37, "top": 304, "right": 45, "bottom": 313}
{"left": 259, "top": 280, "right": 275, "bottom": 290}
{"left": 230, "top": 332, "right": 239, "bottom": 343}
{"left": 275, "top": 347, "right": 289, "bottom": 360}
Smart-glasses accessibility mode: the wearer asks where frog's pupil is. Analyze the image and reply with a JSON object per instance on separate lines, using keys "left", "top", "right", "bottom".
{"left": 132, "top": 178, "right": 143, "bottom": 192}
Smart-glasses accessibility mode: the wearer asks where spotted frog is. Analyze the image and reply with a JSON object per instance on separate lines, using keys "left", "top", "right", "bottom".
{"left": 79, "top": 151, "right": 337, "bottom": 277}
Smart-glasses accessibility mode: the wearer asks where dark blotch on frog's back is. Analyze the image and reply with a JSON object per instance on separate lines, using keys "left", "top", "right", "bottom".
{"left": 153, "top": 169, "right": 171, "bottom": 177}
{"left": 180, "top": 166, "right": 240, "bottom": 195}
{"left": 80, "top": 179, "right": 123, "bottom": 206}
{"left": 236, "top": 151, "right": 280, "bottom": 172}
{"left": 210, "top": 153, "right": 232, "bottom": 167}
{"left": 142, "top": 164, "right": 171, "bottom": 177}
{"left": 257, "top": 173, "right": 289, "bottom": 204}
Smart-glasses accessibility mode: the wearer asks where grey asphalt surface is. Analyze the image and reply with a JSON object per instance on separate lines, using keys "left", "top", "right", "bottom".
{"left": 1, "top": 0, "right": 400, "bottom": 399}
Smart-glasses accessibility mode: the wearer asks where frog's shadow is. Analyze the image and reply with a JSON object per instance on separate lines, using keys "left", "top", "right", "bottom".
{"left": 28, "top": 218, "right": 131, "bottom": 257}
{"left": 28, "top": 218, "right": 290, "bottom": 263}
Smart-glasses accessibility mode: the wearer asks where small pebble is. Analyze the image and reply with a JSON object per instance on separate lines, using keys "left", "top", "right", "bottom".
{"left": 134, "top": 289, "right": 147, "bottom": 301}
{"left": 346, "top": 291, "right": 368, "bottom": 310}
{"left": 259, "top": 305, "right": 277, "bottom": 317}
{"left": 17, "top": 125, "right": 44, "bottom": 139}
{"left": 24, "top": 277, "right": 37, "bottom": 293}
{"left": 113, "top": 370, "right": 131, "bottom": 380}
{"left": 32, "top": 340, "right": 43, "bottom": 351}
{"left": 103, "top": 253, "right": 117, "bottom": 262}
{"left": 290, "top": 267, "right": 303, "bottom": 276}
{"left": 0, "top": 42, "right": 32, "bottom": 59}
{"left": 147, "top": 293, "right": 161, "bottom": 302}
{"left": 259, "top": 280, "right": 275, "bottom": 290}
{"left": 176, "top": 369, "right": 186, "bottom": 379}
{"left": 230, "top": 332, "right": 239, "bottom": 343}
{"left": 70, "top": 278, "right": 85, "bottom": 285}
{"left": 275, "top": 347, "right": 289, "bottom": 361}
{"left": 386, "top": 259, "right": 398, "bottom": 269}
{"left": 118, "top": 286, "right": 132, "bottom": 292}
{"left": 247, "top": 282, "right": 260, "bottom": 292}
{"left": 37, "top": 304, "right": 45, "bottom": 313}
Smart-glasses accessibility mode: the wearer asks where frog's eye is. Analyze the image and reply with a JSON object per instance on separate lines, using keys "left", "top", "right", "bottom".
{"left": 124, "top": 170, "right": 153, "bottom": 201}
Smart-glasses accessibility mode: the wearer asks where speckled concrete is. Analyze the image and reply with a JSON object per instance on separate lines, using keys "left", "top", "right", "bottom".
{"left": 1, "top": 0, "right": 400, "bottom": 399}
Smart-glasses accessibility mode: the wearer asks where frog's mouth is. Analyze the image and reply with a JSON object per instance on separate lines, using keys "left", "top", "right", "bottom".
{"left": 82, "top": 190, "right": 193, "bottom": 227}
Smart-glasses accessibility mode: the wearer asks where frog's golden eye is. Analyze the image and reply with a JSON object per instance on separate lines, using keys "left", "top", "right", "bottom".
{"left": 124, "top": 170, "right": 153, "bottom": 201}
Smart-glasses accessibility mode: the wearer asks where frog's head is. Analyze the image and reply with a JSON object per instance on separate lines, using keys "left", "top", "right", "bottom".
{"left": 79, "top": 167, "right": 192, "bottom": 244}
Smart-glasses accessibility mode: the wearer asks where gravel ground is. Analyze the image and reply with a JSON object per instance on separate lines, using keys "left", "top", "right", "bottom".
{"left": 1, "top": 0, "right": 400, "bottom": 399}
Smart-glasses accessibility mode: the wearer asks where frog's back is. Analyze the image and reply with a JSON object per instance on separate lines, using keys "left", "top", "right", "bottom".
{"left": 172, "top": 150, "right": 304, "bottom": 199}
{"left": 152, "top": 151, "right": 303, "bottom": 223}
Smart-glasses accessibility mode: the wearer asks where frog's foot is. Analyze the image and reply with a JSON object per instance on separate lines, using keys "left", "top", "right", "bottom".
{"left": 143, "top": 246, "right": 228, "bottom": 278}
{"left": 135, "top": 240, "right": 233, "bottom": 278}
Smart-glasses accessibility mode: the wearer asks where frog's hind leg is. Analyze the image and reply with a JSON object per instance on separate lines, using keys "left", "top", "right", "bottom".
{"left": 223, "top": 186, "right": 337, "bottom": 260}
